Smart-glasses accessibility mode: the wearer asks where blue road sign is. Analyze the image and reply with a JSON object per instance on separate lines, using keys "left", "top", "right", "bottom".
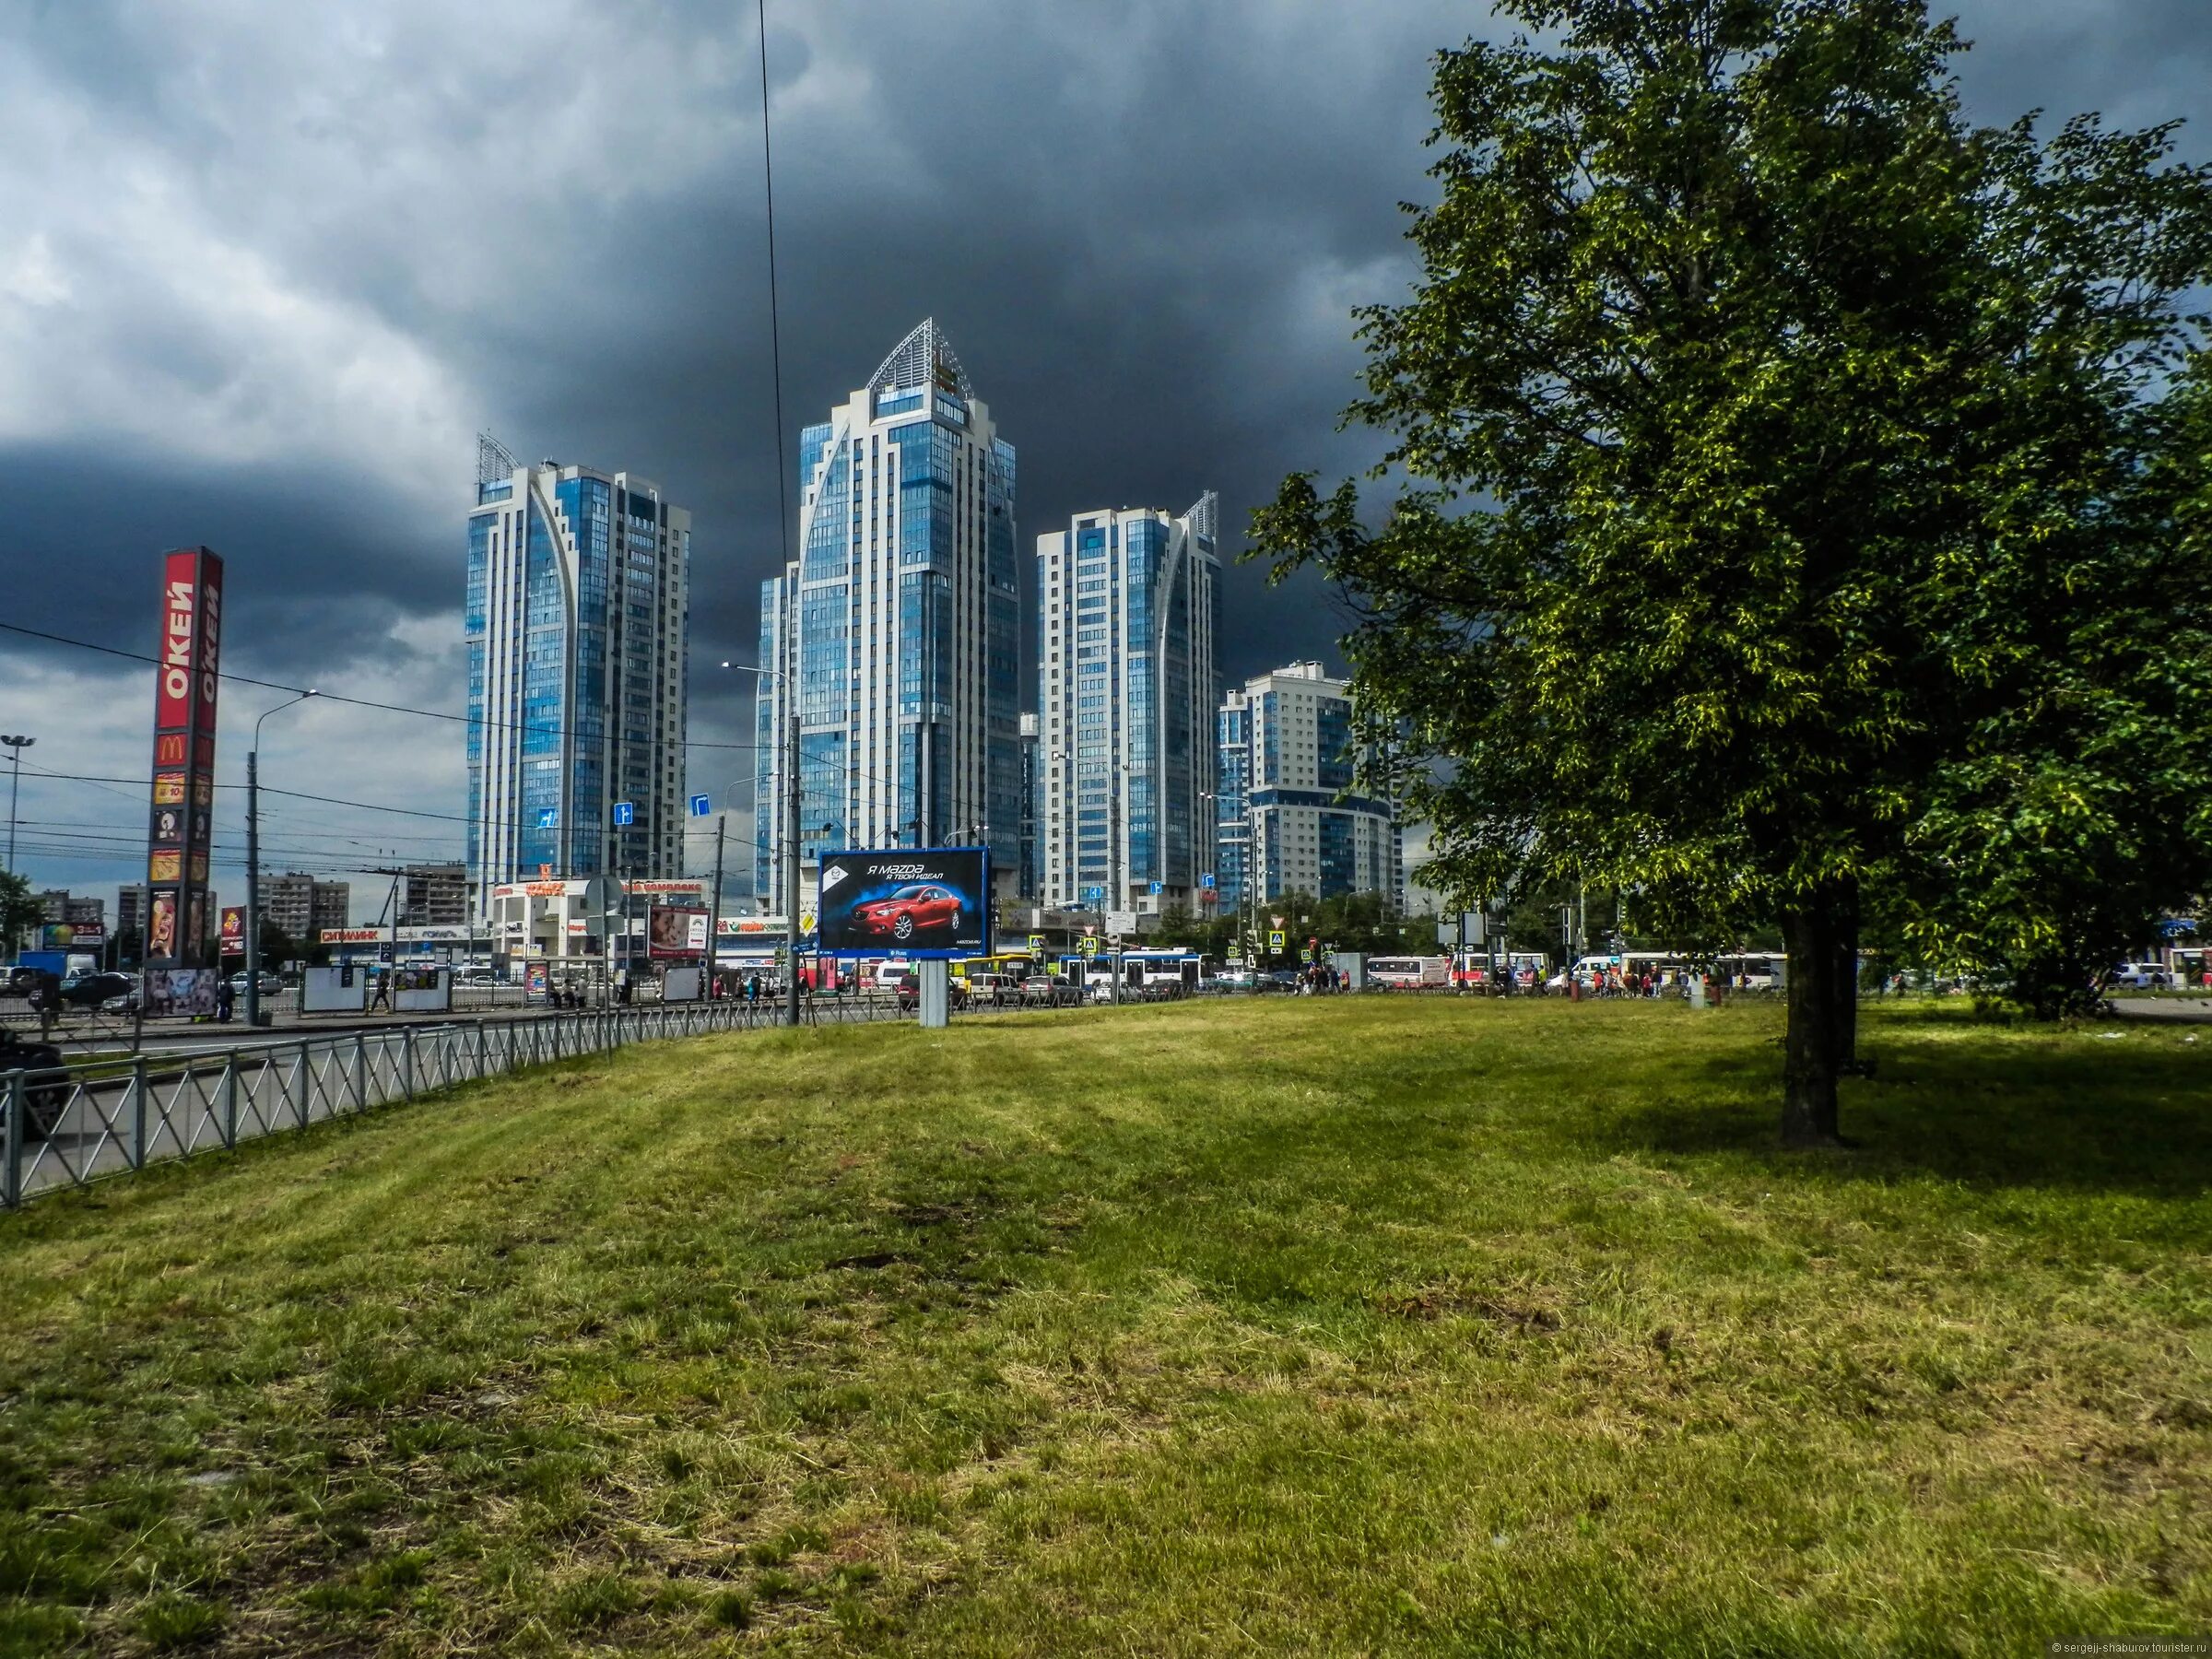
{"left": 1084, "top": 886, "right": 1103, "bottom": 902}
{"left": 1200, "top": 873, "right": 1216, "bottom": 890}
{"left": 1149, "top": 880, "right": 1163, "bottom": 896}
{"left": 535, "top": 807, "right": 558, "bottom": 830}
{"left": 688, "top": 793, "right": 711, "bottom": 818}
{"left": 612, "top": 801, "right": 635, "bottom": 826}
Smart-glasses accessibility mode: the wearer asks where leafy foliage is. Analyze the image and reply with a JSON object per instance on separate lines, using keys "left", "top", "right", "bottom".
{"left": 1251, "top": 0, "right": 2212, "bottom": 1136}
{"left": 0, "top": 867, "right": 41, "bottom": 952}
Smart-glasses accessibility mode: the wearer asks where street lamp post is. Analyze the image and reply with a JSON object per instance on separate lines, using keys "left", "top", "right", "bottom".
{"left": 0, "top": 735, "right": 31, "bottom": 873}
{"left": 246, "top": 691, "right": 317, "bottom": 1029}
{"left": 722, "top": 661, "right": 801, "bottom": 1027}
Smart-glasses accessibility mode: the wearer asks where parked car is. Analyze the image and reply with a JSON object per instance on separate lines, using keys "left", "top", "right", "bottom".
{"left": 58, "top": 971, "right": 135, "bottom": 1007}
{"left": 2110, "top": 961, "right": 2171, "bottom": 990}
{"left": 893, "top": 971, "right": 969, "bottom": 1013}
{"left": 0, "top": 966, "right": 46, "bottom": 1000}
{"left": 851, "top": 884, "right": 966, "bottom": 942}
{"left": 0, "top": 1027, "right": 68, "bottom": 1139}
{"left": 966, "top": 971, "right": 1018, "bottom": 1007}
{"left": 227, "top": 971, "right": 284, "bottom": 996}
{"left": 1021, "top": 973, "right": 1082, "bottom": 1007}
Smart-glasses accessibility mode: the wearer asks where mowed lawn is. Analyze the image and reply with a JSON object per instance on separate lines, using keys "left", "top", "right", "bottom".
{"left": 1, "top": 999, "right": 2207, "bottom": 1656}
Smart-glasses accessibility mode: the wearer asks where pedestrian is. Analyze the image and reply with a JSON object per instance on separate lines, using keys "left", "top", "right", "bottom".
{"left": 216, "top": 976, "right": 235, "bottom": 1023}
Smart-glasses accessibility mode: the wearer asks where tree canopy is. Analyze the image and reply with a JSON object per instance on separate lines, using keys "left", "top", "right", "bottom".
{"left": 1251, "top": 0, "right": 2212, "bottom": 1142}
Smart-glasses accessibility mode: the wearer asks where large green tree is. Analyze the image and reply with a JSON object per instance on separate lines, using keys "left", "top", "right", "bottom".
{"left": 1252, "top": 0, "right": 2212, "bottom": 1143}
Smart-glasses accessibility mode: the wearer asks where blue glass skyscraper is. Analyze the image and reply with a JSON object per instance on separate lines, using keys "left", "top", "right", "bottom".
{"left": 466, "top": 436, "right": 690, "bottom": 906}
{"left": 1036, "top": 496, "right": 1221, "bottom": 916}
{"left": 755, "top": 321, "right": 1021, "bottom": 900}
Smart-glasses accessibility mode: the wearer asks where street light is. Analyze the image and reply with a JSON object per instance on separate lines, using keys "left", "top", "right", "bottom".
{"left": 1, "top": 735, "right": 31, "bottom": 873}
{"left": 246, "top": 690, "right": 317, "bottom": 1028}
{"left": 722, "top": 660, "right": 800, "bottom": 1027}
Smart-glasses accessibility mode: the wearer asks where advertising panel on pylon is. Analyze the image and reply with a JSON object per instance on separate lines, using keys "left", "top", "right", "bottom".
{"left": 147, "top": 547, "right": 223, "bottom": 966}
{"left": 219, "top": 906, "right": 246, "bottom": 955}
{"left": 816, "top": 847, "right": 991, "bottom": 959}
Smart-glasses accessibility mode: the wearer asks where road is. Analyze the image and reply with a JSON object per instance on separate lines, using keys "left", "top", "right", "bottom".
{"left": 2108, "top": 994, "right": 2212, "bottom": 1025}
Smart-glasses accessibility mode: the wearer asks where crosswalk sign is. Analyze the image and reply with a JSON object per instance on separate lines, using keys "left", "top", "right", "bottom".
{"left": 1078, "top": 936, "right": 1099, "bottom": 958}
{"left": 1268, "top": 929, "right": 1286, "bottom": 952}
{"left": 1028, "top": 933, "right": 1045, "bottom": 955}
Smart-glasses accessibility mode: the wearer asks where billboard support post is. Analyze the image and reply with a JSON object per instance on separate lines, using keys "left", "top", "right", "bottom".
{"left": 919, "top": 959, "right": 949, "bottom": 1028}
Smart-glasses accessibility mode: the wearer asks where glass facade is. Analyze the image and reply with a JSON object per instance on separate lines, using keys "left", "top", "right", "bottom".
{"left": 1218, "top": 664, "right": 1401, "bottom": 912}
{"left": 1037, "top": 498, "right": 1219, "bottom": 912}
{"left": 755, "top": 321, "right": 1020, "bottom": 902}
{"left": 466, "top": 460, "right": 689, "bottom": 910}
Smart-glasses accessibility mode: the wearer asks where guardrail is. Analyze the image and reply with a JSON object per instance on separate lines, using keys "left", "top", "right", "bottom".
{"left": 0, "top": 994, "right": 907, "bottom": 1210}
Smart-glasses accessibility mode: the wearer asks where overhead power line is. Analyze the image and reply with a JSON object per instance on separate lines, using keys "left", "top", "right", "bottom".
{"left": 0, "top": 620, "right": 765, "bottom": 755}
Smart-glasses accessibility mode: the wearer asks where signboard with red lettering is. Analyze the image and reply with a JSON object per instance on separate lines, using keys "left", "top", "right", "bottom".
{"left": 147, "top": 548, "right": 222, "bottom": 965}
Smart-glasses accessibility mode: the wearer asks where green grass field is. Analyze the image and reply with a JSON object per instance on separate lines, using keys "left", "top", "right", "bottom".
{"left": 1, "top": 997, "right": 2206, "bottom": 1655}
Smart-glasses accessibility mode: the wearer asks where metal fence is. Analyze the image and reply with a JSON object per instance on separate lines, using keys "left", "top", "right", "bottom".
{"left": 1, "top": 994, "right": 909, "bottom": 1210}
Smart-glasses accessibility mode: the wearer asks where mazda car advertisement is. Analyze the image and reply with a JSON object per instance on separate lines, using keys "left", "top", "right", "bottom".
{"left": 817, "top": 848, "right": 991, "bottom": 958}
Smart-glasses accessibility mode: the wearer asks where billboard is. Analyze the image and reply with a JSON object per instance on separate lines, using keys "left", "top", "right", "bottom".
{"left": 147, "top": 547, "right": 223, "bottom": 966}
{"left": 38, "top": 924, "right": 106, "bottom": 950}
{"left": 648, "top": 905, "right": 707, "bottom": 959}
{"left": 219, "top": 906, "right": 246, "bottom": 955}
{"left": 817, "top": 848, "right": 991, "bottom": 959}
{"left": 143, "top": 967, "right": 221, "bottom": 1018}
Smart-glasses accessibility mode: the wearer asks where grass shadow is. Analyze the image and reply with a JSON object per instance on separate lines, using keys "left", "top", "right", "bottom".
{"left": 1594, "top": 1015, "right": 2212, "bottom": 1197}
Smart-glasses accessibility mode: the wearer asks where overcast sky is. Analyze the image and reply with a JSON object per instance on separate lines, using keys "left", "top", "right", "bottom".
{"left": 2, "top": 0, "right": 2206, "bottom": 922}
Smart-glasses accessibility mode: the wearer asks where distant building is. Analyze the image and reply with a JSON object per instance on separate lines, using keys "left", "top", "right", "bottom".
{"left": 466, "top": 436, "right": 690, "bottom": 911}
{"left": 1036, "top": 496, "right": 1220, "bottom": 916}
{"left": 118, "top": 887, "right": 143, "bottom": 940}
{"left": 400, "top": 863, "right": 468, "bottom": 928}
{"left": 35, "top": 890, "right": 105, "bottom": 929}
{"left": 263, "top": 873, "right": 349, "bottom": 944}
{"left": 753, "top": 320, "right": 1020, "bottom": 901}
{"left": 1215, "top": 662, "right": 1401, "bottom": 912}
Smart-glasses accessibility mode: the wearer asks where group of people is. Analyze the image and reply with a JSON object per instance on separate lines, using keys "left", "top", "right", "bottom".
{"left": 1297, "top": 964, "right": 1348, "bottom": 994}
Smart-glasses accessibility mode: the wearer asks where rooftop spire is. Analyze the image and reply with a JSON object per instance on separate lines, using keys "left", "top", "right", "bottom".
{"left": 868, "top": 317, "right": 973, "bottom": 399}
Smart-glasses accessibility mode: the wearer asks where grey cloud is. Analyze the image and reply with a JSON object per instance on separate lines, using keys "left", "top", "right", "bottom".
{"left": 3, "top": 0, "right": 2208, "bottom": 903}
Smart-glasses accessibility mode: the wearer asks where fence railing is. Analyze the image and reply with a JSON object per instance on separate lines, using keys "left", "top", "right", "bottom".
{"left": 0, "top": 994, "right": 907, "bottom": 1209}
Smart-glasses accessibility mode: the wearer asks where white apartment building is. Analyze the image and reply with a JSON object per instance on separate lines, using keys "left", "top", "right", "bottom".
{"left": 1218, "top": 662, "right": 1402, "bottom": 912}
{"left": 754, "top": 320, "right": 1021, "bottom": 900}
{"left": 1037, "top": 496, "right": 1220, "bottom": 915}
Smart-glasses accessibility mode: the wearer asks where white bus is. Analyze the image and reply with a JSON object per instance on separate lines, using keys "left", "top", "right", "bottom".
{"left": 1368, "top": 955, "right": 1451, "bottom": 989}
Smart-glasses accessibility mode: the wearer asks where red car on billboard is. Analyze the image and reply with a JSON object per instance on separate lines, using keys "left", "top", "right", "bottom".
{"left": 849, "top": 883, "right": 965, "bottom": 941}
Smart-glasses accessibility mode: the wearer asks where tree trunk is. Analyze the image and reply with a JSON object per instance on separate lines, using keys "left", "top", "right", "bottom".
{"left": 1830, "top": 879, "right": 1860, "bottom": 1070}
{"left": 1780, "top": 897, "right": 1848, "bottom": 1148}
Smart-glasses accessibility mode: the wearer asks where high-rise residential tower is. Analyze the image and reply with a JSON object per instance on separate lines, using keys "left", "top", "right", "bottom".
{"left": 466, "top": 437, "right": 690, "bottom": 905}
{"left": 1036, "top": 495, "right": 1220, "bottom": 916}
{"left": 1216, "top": 661, "right": 1402, "bottom": 912}
{"left": 754, "top": 321, "right": 1020, "bottom": 900}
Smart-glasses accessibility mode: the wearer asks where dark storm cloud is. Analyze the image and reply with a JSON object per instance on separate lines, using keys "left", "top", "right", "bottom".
{"left": 3, "top": 0, "right": 2208, "bottom": 794}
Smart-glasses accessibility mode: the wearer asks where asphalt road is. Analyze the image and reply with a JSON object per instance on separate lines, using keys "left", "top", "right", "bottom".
{"left": 2108, "top": 995, "right": 2212, "bottom": 1025}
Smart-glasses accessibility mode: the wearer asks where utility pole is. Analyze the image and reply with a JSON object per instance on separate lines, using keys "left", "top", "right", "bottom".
{"left": 786, "top": 700, "right": 801, "bottom": 1027}
{"left": 706, "top": 814, "right": 725, "bottom": 998}
{"left": 245, "top": 691, "right": 315, "bottom": 1029}
{"left": 0, "top": 734, "right": 29, "bottom": 873}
